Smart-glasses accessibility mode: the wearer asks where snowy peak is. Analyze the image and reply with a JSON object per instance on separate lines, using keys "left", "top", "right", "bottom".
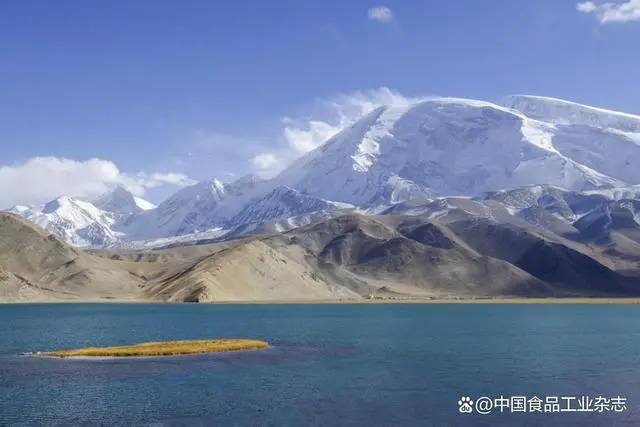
{"left": 8, "top": 205, "right": 32, "bottom": 215}
{"left": 275, "top": 96, "right": 629, "bottom": 205}
{"left": 123, "top": 176, "right": 267, "bottom": 240}
{"left": 14, "top": 196, "right": 119, "bottom": 247}
{"left": 501, "top": 95, "right": 640, "bottom": 132}
{"left": 158, "top": 179, "right": 226, "bottom": 212}
{"left": 92, "top": 186, "right": 155, "bottom": 215}
{"left": 500, "top": 96, "right": 640, "bottom": 187}
{"left": 228, "top": 186, "right": 348, "bottom": 228}
{"left": 127, "top": 178, "right": 228, "bottom": 238}
{"left": 41, "top": 196, "right": 100, "bottom": 218}
{"left": 42, "top": 196, "right": 73, "bottom": 214}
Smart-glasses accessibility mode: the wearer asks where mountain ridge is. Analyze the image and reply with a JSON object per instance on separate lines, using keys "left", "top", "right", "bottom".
{"left": 5, "top": 94, "right": 640, "bottom": 249}
{"left": 4, "top": 209, "right": 640, "bottom": 303}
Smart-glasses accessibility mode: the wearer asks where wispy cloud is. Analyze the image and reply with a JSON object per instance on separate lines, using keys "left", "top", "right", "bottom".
{"left": 250, "top": 153, "right": 279, "bottom": 170}
{"left": 0, "top": 157, "right": 193, "bottom": 208}
{"left": 577, "top": 0, "right": 640, "bottom": 23}
{"left": 134, "top": 172, "right": 196, "bottom": 189}
{"left": 367, "top": 6, "right": 394, "bottom": 23}
{"left": 162, "top": 88, "right": 421, "bottom": 181}
{"left": 250, "top": 87, "right": 422, "bottom": 176}
{"left": 577, "top": 2, "right": 598, "bottom": 13}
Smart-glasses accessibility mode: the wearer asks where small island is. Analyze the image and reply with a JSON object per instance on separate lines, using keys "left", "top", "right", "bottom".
{"left": 28, "top": 339, "right": 269, "bottom": 358}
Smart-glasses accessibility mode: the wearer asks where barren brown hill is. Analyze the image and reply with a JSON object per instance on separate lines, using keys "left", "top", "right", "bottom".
{"left": 3, "top": 211, "right": 640, "bottom": 303}
{"left": 0, "top": 213, "right": 145, "bottom": 301}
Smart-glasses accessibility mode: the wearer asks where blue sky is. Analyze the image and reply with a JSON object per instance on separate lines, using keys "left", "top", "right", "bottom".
{"left": 1, "top": 0, "right": 640, "bottom": 206}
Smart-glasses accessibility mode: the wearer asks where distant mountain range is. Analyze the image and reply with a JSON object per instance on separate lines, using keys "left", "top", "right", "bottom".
{"left": 6, "top": 94, "right": 640, "bottom": 249}
{"left": 3, "top": 194, "right": 640, "bottom": 302}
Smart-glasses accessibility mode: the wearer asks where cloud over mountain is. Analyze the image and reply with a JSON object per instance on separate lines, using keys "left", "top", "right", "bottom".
{"left": 0, "top": 157, "right": 193, "bottom": 208}
{"left": 251, "top": 87, "right": 423, "bottom": 175}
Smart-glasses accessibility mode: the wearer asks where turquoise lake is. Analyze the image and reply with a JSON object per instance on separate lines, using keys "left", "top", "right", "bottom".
{"left": 1, "top": 303, "right": 639, "bottom": 426}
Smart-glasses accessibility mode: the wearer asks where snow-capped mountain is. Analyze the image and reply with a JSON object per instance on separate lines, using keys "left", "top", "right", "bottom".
{"left": 6, "top": 94, "right": 640, "bottom": 249}
{"left": 109, "top": 188, "right": 354, "bottom": 250}
{"left": 227, "top": 186, "right": 351, "bottom": 228}
{"left": 478, "top": 184, "right": 640, "bottom": 243}
{"left": 120, "top": 175, "right": 267, "bottom": 240}
{"left": 273, "top": 97, "right": 635, "bottom": 206}
{"left": 482, "top": 184, "right": 606, "bottom": 224}
{"left": 502, "top": 95, "right": 640, "bottom": 131}
{"left": 6, "top": 187, "right": 153, "bottom": 247}
{"left": 502, "top": 95, "right": 640, "bottom": 185}
{"left": 10, "top": 196, "right": 120, "bottom": 247}
{"left": 92, "top": 186, "right": 155, "bottom": 214}
{"left": 121, "top": 178, "right": 228, "bottom": 239}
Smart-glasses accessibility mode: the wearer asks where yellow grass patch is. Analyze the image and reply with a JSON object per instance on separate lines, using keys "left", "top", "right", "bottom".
{"left": 39, "top": 339, "right": 269, "bottom": 358}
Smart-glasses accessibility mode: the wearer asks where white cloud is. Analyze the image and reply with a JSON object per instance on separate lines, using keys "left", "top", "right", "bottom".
{"left": 577, "top": 1, "right": 598, "bottom": 12}
{"left": 282, "top": 120, "right": 343, "bottom": 154}
{"left": 577, "top": 0, "right": 640, "bottom": 23}
{"left": 0, "top": 89, "right": 421, "bottom": 206}
{"left": 134, "top": 172, "right": 196, "bottom": 189}
{"left": 250, "top": 153, "right": 279, "bottom": 170}
{"left": 367, "top": 6, "right": 394, "bottom": 23}
{"left": 250, "top": 87, "right": 422, "bottom": 176}
{"left": 0, "top": 157, "right": 194, "bottom": 208}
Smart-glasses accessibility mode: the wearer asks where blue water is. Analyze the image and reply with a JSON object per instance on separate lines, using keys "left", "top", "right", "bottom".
{"left": 1, "top": 304, "right": 639, "bottom": 426}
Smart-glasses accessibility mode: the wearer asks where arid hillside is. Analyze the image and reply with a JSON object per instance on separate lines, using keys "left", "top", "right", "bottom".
{"left": 2, "top": 212, "right": 640, "bottom": 303}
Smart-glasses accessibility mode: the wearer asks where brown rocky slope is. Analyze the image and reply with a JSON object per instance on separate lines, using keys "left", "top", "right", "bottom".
{"left": 2, "top": 212, "right": 640, "bottom": 302}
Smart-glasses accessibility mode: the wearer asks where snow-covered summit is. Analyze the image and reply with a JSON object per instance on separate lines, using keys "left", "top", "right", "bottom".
{"left": 15, "top": 196, "right": 120, "bottom": 247}
{"left": 92, "top": 186, "right": 155, "bottom": 214}
{"left": 501, "top": 95, "right": 640, "bottom": 132}
{"left": 274, "top": 96, "right": 629, "bottom": 206}
{"left": 9, "top": 205, "right": 34, "bottom": 215}
{"left": 121, "top": 178, "right": 227, "bottom": 238}
{"left": 120, "top": 176, "right": 268, "bottom": 240}
{"left": 501, "top": 95, "right": 640, "bottom": 186}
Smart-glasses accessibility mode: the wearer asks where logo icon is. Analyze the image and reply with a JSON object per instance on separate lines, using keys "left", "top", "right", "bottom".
{"left": 458, "top": 396, "right": 474, "bottom": 413}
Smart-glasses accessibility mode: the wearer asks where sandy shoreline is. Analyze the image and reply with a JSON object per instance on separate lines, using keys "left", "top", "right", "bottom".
{"left": 211, "top": 298, "right": 640, "bottom": 304}
{"left": 4, "top": 297, "right": 640, "bottom": 305}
